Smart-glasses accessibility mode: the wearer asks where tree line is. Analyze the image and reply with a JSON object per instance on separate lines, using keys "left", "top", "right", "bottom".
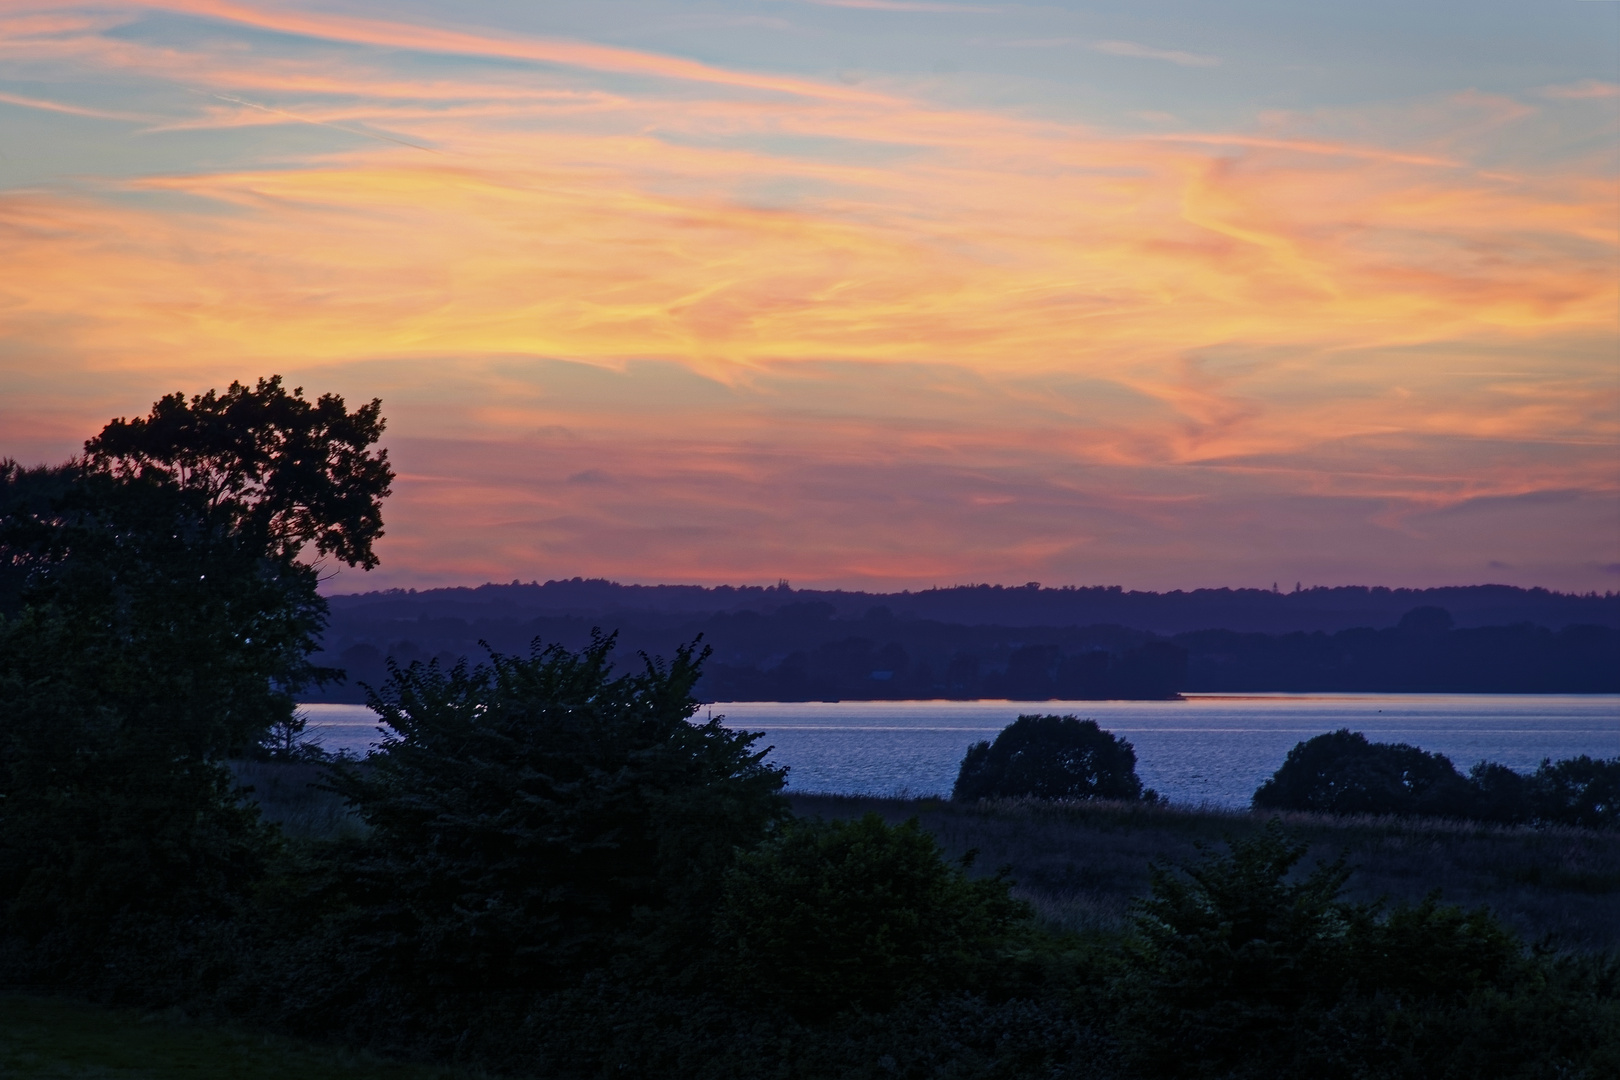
{"left": 953, "top": 714, "right": 1619, "bottom": 830}
{"left": 320, "top": 577, "right": 1620, "bottom": 637}
{"left": 306, "top": 601, "right": 1619, "bottom": 704}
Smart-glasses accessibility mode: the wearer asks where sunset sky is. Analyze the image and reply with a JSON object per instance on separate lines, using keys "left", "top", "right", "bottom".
{"left": 1, "top": 0, "right": 1615, "bottom": 593}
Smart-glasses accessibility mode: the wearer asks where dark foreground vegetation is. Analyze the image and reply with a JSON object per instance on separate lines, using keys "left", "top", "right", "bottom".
{"left": 0, "top": 995, "right": 465, "bottom": 1079}
{"left": 792, "top": 794, "right": 1620, "bottom": 954}
{"left": 4, "top": 380, "right": 1618, "bottom": 1079}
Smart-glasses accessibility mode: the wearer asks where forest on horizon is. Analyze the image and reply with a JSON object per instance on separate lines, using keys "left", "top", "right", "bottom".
{"left": 305, "top": 581, "right": 1620, "bottom": 703}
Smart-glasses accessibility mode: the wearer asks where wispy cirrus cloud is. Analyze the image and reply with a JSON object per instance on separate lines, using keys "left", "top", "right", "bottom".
{"left": 0, "top": 89, "right": 152, "bottom": 121}
{"left": 786, "top": 0, "right": 1003, "bottom": 13}
{"left": 1092, "top": 39, "right": 1220, "bottom": 67}
{"left": 1000, "top": 38, "right": 1221, "bottom": 66}
{"left": 0, "top": 0, "right": 901, "bottom": 104}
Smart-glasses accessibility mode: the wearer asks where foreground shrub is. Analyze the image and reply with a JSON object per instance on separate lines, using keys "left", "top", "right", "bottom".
{"left": 505, "top": 980, "right": 1116, "bottom": 1080}
{"left": 717, "top": 813, "right": 1029, "bottom": 1016}
{"left": 1118, "top": 821, "right": 1615, "bottom": 1079}
{"left": 319, "top": 633, "right": 788, "bottom": 998}
{"left": 952, "top": 714, "right": 1156, "bottom": 803}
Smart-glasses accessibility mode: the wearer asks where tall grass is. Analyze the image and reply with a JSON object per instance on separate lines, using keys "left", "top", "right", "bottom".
{"left": 0, "top": 996, "right": 472, "bottom": 1080}
{"left": 789, "top": 793, "right": 1620, "bottom": 950}
{"left": 229, "top": 763, "right": 1620, "bottom": 951}
{"left": 229, "top": 760, "right": 368, "bottom": 840}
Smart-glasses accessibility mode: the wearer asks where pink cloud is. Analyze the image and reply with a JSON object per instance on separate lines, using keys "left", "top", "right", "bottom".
{"left": 1540, "top": 79, "right": 1620, "bottom": 100}
{"left": 1092, "top": 40, "right": 1220, "bottom": 68}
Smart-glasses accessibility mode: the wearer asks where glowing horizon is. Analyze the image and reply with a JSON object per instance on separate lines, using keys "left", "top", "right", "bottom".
{"left": 1, "top": 0, "right": 1615, "bottom": 593}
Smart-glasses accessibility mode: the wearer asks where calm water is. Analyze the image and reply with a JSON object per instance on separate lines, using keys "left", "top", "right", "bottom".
{"left": 300, "top": 694, "right": 1620, "bottom": 809}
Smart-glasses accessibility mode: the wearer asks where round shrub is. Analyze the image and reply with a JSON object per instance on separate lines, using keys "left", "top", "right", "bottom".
{"left": 951, "top": 714, "right": 1151, "bottom": 802}
{"left": 1252, "top": 729, "right": 1473, "bottom": 817}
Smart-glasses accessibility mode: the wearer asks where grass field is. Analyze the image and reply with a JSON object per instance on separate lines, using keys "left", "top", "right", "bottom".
{"left": 229, "top": 759, "right": 368, "bottom": 840}
{"left": 0, "top": 997, "right": 470, "bottom": 1080}
{"left": 790, "top": 793, "right": 1620, "bottom": 951}
{"left": 227, "top": 761, "right": 1620, "bottom": 951}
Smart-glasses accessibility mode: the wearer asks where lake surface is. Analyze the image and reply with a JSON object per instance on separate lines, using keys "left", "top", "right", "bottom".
{"left": 300, "top": 694, "right": 1620, "bottom": 808}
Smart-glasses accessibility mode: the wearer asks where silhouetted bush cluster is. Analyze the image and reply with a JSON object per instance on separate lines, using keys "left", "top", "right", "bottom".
{"left": 1255, "top": 728, "right": 1620, "bottom": 828}
{"left": 320, "top": 633, "right": 788, "bottom": 996}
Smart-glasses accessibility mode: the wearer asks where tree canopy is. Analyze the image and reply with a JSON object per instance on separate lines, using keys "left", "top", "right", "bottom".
{"left": 0, "top": 377, "right": 393, "bottom": 959}
{"left": 83, "top": 375, "right": 392, "bottom": 569}
{"left": 952, "top": 714, "right": 1154, "bottom": 802}
{"left": 1251, "top": 729, "right": 1471, "bottom": 818}
{"left": 1253, "top": 729, "right": 1620, "bottom": 828}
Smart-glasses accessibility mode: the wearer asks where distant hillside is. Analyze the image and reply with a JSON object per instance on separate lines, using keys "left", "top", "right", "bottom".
{"left": 325, "top": 579, "right": 1619, "bottom": 635}
{"left": 302, "top": 581, "right": 1620, "bottom": 703}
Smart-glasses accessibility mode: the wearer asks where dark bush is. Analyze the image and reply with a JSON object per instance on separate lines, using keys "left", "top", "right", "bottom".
{"left": 320, "top": 632, "right": 789, "bottom": 996}
{"left": 1255, "top": 730, "right": 1620, "bottom": 829}
{"left": 1531, "top": 754, "right": 1620, "bottom": 829}
{"left": 1124, "top": 821, "right": 1536, "bottom": 1079}
{"left": 1477, "top": 754, "right": 1620, "bottom": 829}
{"left": 952, "top": 714, "right": 1154, "bottom": 803}
{"left": 717, "top": 813, "right": 1029, "bottom": 1016}
{"left": 1130, "top": 823, "right": 1362, "bottom": 1019}
{"left": 1467, "top": 759, "right": 1535, "bottom": 824}
{"left": 1251, "top": 728, "right": 1474, "bottom": 817}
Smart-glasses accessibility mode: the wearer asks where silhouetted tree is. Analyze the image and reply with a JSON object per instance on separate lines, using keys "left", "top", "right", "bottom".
{"left": 1529, "top": 755, "right": 1620, "bottom": 829}
{"left": 1251, "top": 729, "right": 1473, "bottom": 817}
{"left": 952, "top": 715, "right": 1155, "bottom": 802}
{"left": 1254, "top": 731, "right": 1620, "bottom": 829}
{"left": 0, "top": 377, "right": 392, "bottom": 970}
{"left": 1464, "top": 760, "right": 1531, "bottom": 823}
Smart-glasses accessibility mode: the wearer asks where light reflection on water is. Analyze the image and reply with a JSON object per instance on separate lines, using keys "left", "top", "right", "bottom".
{"left": 300, "top": 694, "right": 1620, "bottom": 809}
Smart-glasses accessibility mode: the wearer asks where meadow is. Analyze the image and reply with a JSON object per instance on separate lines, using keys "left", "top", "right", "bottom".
{"left": 792, "top": 793, "right": 1620, "bottom": 952}
{"left": 233, "top": 759, "right": 1620, "bottom": 953}
{"left": 0, "top": 996, "right": 471, "bottom": 1080}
